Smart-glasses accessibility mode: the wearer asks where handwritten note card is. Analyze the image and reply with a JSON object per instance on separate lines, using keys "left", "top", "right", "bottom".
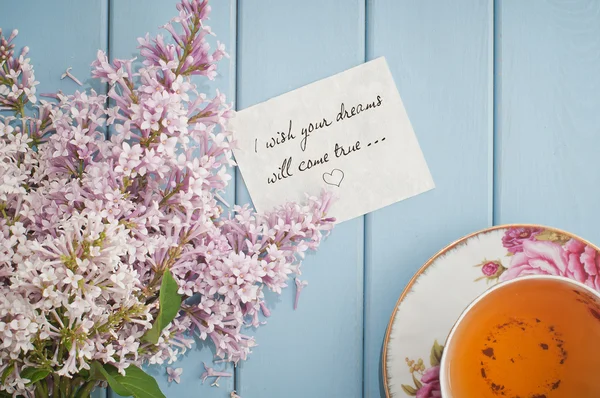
{"left": 230, "top": 57, "right": 435, "bottom": 223}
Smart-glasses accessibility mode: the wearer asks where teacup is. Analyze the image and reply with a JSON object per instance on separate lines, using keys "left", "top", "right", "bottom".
{"left": 440, "top": 275, "right": 600, "bottom": 397}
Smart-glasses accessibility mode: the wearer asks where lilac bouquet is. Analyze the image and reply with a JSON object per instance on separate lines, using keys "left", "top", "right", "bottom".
{"left": 0, "top": 1, "right": 334, "bottom": 397}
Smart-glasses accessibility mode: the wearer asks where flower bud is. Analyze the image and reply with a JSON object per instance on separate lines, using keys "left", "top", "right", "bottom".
{"left": 9, "top": 29, "right": 18, "bottom": 42}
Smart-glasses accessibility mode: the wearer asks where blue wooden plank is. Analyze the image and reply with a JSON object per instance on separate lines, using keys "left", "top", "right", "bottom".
{"left": 234, "top": 1, "right": 365, "bottom": 397}
{"left": 0, "top": 0, "right": 108, "bottom": 96}
{"left": 365, "top": 1, "right": 493, "bottom": 397}
{"left": 495, "top": 0, "right": 600, "bottom": 245}
{"left": 1, "top": 3, "right": 108, "bottom": 397}
{"left": 108, "top": 1, "right": 236, "bottom": 397}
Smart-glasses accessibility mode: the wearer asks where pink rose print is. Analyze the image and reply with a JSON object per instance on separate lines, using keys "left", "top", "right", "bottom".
{"left": 402, "top": 340, "right": 443, "bottom": 397}
{"left": 502, "top": 227, "right": 543, "bottom": 254}
{"left": 500, "top": 239, "right": 568, "bottom": 281}
{"left": 482, "top": 262, "right": 499, "bottom": 276}
{"left": 416, "top": 366, "right": 441, "bottom": 398}
{"left": 475, "top": 260, "right": 506, "bottom": 283}
{"left": 564, "top": 239, "right": 600, "bottom": 290}
{"left": 500, "top": 238, "right": 600, "bottom": 291}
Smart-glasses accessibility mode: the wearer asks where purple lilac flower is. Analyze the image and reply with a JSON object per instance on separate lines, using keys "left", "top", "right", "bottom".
{"left": 166, "top": 367, "right": 183, "bottom": 384}
{"left": 0, "top": 2, "right": 335, "bottom": 395}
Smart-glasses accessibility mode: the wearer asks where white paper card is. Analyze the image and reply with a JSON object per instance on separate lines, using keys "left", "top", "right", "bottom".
{"left": 230, "top": 57, "right": 435, "bottom": 223}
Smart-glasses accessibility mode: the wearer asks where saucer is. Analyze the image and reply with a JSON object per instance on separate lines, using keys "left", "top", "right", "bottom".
{"left": 382, "top": 224, "right": 600, "bottom": 398}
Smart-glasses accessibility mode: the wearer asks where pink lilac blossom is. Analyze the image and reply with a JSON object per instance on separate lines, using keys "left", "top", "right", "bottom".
{"left": 0, "top": 28, "right": 38, "bottom": 112}
{"left": 294, "top": 278, "right": 308, "bottom": 310}
{"left": 61, "top": 67, "right": 83, "bottom": 86}
{"left": 0, "top": 1, "right": 335, "bottom": 395}
{"left": 166, "top": 367, "right": 183, "bottom": 384}
{"left": 200, "top": 362, "right": 231, "bottom": 387}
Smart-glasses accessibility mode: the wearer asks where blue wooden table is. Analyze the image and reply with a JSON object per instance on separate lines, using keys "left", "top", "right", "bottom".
{"left": 3, "top": 0, "right": 600, "bottom": 397}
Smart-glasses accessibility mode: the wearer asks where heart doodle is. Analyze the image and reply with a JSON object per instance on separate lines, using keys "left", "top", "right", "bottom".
{"left": 322, "top": 169, "right": 345, "bottom": 187}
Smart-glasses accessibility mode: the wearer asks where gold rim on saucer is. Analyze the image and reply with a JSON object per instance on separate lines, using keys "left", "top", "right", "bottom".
{"left": 381, "top": 223, "right": 600, "bottom": 398}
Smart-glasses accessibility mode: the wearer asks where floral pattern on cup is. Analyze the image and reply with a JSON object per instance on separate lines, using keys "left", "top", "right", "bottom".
{"left": 499, "top": 228, "right": 600, "bottom": 291}
{"left": 501, "top": 226, "right": 543, "bottom": 254}
{"left": 399, "top": 226, "right": 600, "bottom": 397}
{"left": 474, "top": 259, "right": 506, "bottom": 283}
{"left": 401, "top": 340, "right": 443, "bottom": 398}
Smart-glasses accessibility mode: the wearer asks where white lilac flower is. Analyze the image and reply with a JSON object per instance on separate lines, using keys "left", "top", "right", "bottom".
{"left": 0, "top": 1, "right": 335, "bottom": 395}
{"left": 294, "top": 278, "right": 309, "bottom": 310}
{"left": 166, "top": 367, "right": 183, "bottom": 384}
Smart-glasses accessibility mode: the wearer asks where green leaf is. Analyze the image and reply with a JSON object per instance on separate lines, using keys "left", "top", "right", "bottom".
{"left": 143, "top": 270, "right": 183, "bottom": 344}
{"left": 412, "top": 373, "right": 423, "bottom": 389}
{"left": 1, "top": 363, "right": 15, "bottom": 384}
{"left": 89, "top": 362, "right": 165, "bottom": 398}
{"left": 401, "top": 384, "right": 417, "bottom": 396}
{"left": 78, "top": 368, "right": 90, "bottom": 381}
{"left": 106, "top": 365, "right": 165, "bottom": 398}
{"left": 20, "top": 367, "right": 50, "bottom": 386}
{"left": 430, "top": 339, "right": 444, "bottom": 367}
{"left": 89, "top": 362, "right": 132, "bottom": 397}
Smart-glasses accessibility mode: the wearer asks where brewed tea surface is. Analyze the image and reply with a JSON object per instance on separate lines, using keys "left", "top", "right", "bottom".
{"left": 445, "top": 278, "right": 600, "bottom": 397}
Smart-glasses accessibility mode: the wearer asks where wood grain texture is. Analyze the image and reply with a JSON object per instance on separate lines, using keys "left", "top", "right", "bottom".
{"left": 234, "top": 1, "right": 365, "bottom": 397}
{"left": 0, "top": 0, "right": 108, "bottom": 96}
{"left": 108, "top": 1, "right": 236, "bottom": 397}
{"left": 0, "top": 3, "right": 108, "bottom": 397}
{"left": 495, "top": 0, "right": 600, "bottom": 245}
{"left": 365, "top": 1, "right": 493, "bottom": 396}
{"left": 11, "top": 1, "right": 600, "bottom": 397}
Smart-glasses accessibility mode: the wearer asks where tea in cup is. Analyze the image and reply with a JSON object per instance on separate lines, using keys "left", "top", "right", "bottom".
{"left": 440, "top": 275, "right": 600, "bottom": 397}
